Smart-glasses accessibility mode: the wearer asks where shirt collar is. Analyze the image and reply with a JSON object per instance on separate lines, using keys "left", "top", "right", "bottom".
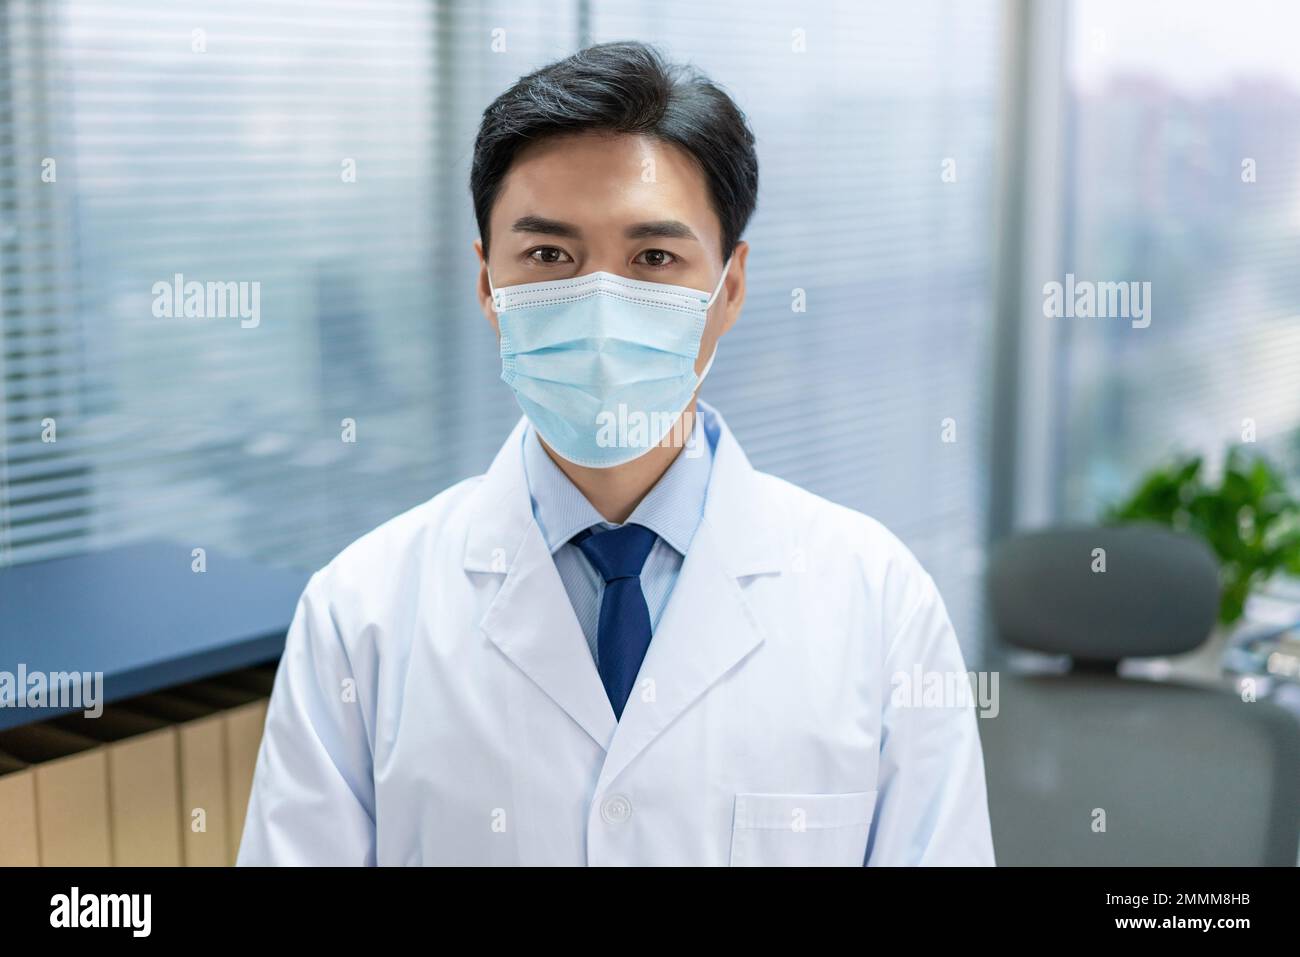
{"left": 521, "top": 411, "right": 714, "bottom": 557}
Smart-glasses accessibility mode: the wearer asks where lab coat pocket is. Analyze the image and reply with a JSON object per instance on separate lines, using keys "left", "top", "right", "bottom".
{"left": 729, "top": 790, "right": 877, "bottom": 867}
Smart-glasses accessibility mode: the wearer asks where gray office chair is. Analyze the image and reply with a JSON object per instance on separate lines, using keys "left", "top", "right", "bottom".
{"left": 981, "top": 525, "right": 1300, "bottom": 865}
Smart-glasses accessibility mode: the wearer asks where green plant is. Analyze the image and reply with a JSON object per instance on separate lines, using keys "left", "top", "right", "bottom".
{"left": 1104, "top": 448, "right": 1300, "bottom": 625}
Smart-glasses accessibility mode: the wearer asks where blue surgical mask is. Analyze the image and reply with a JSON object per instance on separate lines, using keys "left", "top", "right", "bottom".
{"left": 488, "top": 258, "right": 731, "bottom": 468}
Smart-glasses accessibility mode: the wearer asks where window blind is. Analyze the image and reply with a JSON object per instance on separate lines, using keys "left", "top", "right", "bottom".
{"left": 0, "top": 0, "right": 575, "bottom": 571}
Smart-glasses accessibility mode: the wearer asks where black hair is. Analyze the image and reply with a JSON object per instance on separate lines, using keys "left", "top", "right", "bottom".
{"left": 470, "top": 41, "right": 758, "bottom": 261}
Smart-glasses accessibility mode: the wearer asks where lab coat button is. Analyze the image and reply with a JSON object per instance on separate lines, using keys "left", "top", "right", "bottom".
{"left": 601, "top": 794, "right": 633, "bottom": 824}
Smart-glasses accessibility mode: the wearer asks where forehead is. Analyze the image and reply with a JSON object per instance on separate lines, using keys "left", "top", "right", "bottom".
{"left": 491, "top": 131, "right": 720, "bottom": 246}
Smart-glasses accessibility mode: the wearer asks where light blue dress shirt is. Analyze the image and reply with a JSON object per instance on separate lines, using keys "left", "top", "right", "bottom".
{"left": 521, "top": 412, "right": 714, "bottom": 667}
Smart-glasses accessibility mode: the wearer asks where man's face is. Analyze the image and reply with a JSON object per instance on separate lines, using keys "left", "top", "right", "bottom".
{"left": 475, "top": 130, "right": 747, "bottom": 377}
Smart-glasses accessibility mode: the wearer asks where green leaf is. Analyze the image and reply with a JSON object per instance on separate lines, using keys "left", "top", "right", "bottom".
{"left": 1104, "top": 447, "right": 1300, "bottom": 626}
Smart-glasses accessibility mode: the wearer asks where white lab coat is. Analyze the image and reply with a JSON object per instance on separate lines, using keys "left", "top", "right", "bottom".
{"left": 237, "top": 402, "right": 995, "bottom": 866}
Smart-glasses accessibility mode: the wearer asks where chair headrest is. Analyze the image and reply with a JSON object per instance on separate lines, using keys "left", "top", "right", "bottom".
{"left": 987, "top": 525, "right": 1220, "bottom": 660}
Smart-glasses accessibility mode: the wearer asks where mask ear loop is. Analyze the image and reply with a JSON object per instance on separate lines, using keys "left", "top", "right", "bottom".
{"left": 485, "top": 267, "right": 501, "bottom": 314}
{"left": 696, "top": 340, "right": 720, "bottom": 384}
{"left": 693, "top": 254, "right": 733, "bottom": 390}
{"left": 704, "top": 254, "right": 733, "bottom": 308}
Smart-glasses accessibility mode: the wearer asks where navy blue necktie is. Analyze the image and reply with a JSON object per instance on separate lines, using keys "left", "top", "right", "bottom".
{"left": 571, "top": 523, "right": 658, "bottom": 720}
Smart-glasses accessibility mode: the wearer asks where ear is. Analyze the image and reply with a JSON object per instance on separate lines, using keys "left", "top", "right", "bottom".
{"left": 716, "top": 240, "right": 749, "bottom": 336}
{"left": 474, "top": 238, "right": 500, "bottom": 335}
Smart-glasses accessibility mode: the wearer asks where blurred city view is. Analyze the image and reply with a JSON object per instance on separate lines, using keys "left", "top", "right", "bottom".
{"left": 1061, "top": 1, "right": 1300, "bottom": 519}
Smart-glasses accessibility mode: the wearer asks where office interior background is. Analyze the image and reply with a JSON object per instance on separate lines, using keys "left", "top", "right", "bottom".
{"left": 2, "top": 0, "right": 1299, "bottom": 866}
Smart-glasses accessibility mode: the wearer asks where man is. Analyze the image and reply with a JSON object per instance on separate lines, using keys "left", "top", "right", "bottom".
{"left": 239, "top": 41, "right": 995, "bottom": 866}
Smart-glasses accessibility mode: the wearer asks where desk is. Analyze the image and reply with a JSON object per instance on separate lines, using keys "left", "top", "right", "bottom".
{"left": 0, "top": 542, "right": 308, "bottom": 731}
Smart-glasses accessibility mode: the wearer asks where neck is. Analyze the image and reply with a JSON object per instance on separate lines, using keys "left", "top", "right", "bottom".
{"left": 541, "top": 398, "right": 700, "bottom": 524}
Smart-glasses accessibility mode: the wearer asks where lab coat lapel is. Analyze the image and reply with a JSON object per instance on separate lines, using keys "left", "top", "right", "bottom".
{"left": 468, "top": 417, "right": 618, "bottom": 752}
{"left": 595, "top": 404, "right": 784, "bottom": 791}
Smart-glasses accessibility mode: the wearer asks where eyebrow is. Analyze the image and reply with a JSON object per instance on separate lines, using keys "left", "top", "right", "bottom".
{"left": 624, "top": 220, "right": 698, "bottom": 242}
{"left": 511, "top": 215, "right": 580, "bottom": 238}
{"left": 509, "top": 216, "right": 699, "bottom": 243}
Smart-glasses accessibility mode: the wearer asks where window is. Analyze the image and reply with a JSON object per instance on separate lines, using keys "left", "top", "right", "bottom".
{"left": 1056, "top": 0, "right": 1300, "bottom": 518}
{"left": 2, "top": 0, "right": 1003, "bottom": 661}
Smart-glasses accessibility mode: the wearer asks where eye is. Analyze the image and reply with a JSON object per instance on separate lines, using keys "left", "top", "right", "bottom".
{"left": 527, "top": 246, "right": 573, "bottom": 265}
{"left": 634, "top": 249, "right": 677, "bottom": 268}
